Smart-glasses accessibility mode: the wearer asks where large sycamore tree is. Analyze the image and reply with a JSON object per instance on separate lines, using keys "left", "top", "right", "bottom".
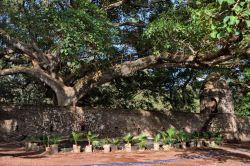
{"left": 0, "top": 0, "right": 249, "bottom": 106}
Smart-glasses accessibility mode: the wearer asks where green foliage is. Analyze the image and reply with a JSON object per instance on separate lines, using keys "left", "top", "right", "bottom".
{"left": 135, "top": 133, "right": 147, "bottom": 149}
{"left": 161, "top": 128, "right": 176, "bottom": 145}
{"left": 51, "top": 134, "right": 61, "bottom": 145}
{"left": 38, "top": 135, "right": 50, "bottom": 147}
{"left": 191, "top": 131, "right": 201, "bottom": 141}
{"left": 123, "top": 133, "right": 134, "bottom": 144}
{"left": 154, "top": 133, "right": 161, "bottom": 143}
{"left": 72, "top": 131, "right": 82, "bottom": 145}
{"left": 111, "top": 138, "right": 120, "bottom": 145}
{"left": 85, "top": 131, "right": 99, "bottom": 145}
{"left": 100, "top": 137, "right": 111, "bottom": 145}
{"left": 176, "top": 130, "right": 188, "bottom": 143}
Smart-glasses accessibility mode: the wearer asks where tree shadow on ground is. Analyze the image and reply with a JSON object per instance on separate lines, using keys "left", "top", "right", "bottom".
{"left": 0, "top": 142, "right": 47, "bottom": 158}
{"left": 175, "top": 148, "right": 250, "bottom": 164}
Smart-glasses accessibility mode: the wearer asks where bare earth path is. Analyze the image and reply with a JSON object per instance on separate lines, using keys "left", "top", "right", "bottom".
{"left": 0, "top": 142, "right": 249, "bottom": 166}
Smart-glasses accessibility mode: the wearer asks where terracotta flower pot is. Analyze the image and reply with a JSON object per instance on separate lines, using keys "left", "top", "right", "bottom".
{"left": 162, "top": 144, "right": 171, "bottom": 151}
{"left": 73, "top": 144, "right": 81, "bottom": 153}
{"left": 153, "top": 142, "right": 160, "bottom": 151}
{"left": 189, "top": 141, "right": 195, "bottom": 148}
{"left": 196, "top": 140, "right": 203, "bottom": 148}
{"left": 139, "top": 147, "right": 145, "bottom": 152}
{"left": 31, "top": 143, "right": 38, "bottom": 151}
{"left": 124, "top": 143, "right": 131, "bottom": 152}
{"left": 85, "top": 145, "right": 93, "bottom": 153}
{"left": 111, "top": 145, "right": 118, "bottom": 151}
{"left": 181, "top": 142, "right": 187, "bottom": 149}
{"left": 25, "top": 142, "right": 32, "bottom": 151}
{"left": 45, "top": 146, "right": 51, "bottom": 153}
{"left": 210, "top": 140, "right": 216, "bottom": 148}
{"left": 51, "top": 144, "right": 59, "bottom": 154}
{"left": 204, "top": 140, "right": 210, "bottom": 147}
{"left": 103, "top": 144, "right": 111, "bottom": 153}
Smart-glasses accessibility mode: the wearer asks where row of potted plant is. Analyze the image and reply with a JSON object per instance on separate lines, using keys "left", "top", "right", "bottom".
{"left": 24, "top": 129, "right": 223, "bottom": 154}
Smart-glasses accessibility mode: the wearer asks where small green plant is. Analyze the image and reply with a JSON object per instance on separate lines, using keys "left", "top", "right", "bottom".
{"left": 92, "top": 140, "right": 100, "bottom": 149}
{"left": 136, "top": 133, "right": 147, "bottom": 149}
{"left": 154, "top": 133, "right": 161, "bottom": 143}
{"left": 111, "top": 138, "right": 120, "bottom": 146}
{"left": 123, "top": 133, "right": 134, "bottom": 144}
{"left": 160, "top": 131, "right": 168, "bottom": 144}
{"left": 86, "top": 131, "right": 99, "bottom": 145}
{"left": 101, "top": 137, "right": 111, "bottom": 145}
{"left": 176, "top": 130, "right": 188, "bottom": 143}
{"left": 51, "top": 134, "right": 61, "bottom": 145}
{"left": 167, "top": 128, "right": 176, "bottom": 144}
{"left": 191, "top": 131, "right": 200, "bottom": 141}
{"left": 39, "top": 134, "right": 50, "bottom": 147}
{"left": 214, "top": 134, "right": 223, "bottom": 145}
{"left": 72, "top": 131, "right": 82, "bottom": 145}
{"left": 211, "top": 131, "right": 223, "bottom": 145}
{"left": 202, "top": 131, "right": 212, "bottom": 140}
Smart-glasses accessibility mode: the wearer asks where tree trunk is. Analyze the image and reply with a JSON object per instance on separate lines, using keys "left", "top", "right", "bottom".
{"left": 55, "top": 86, "right": 78, "bottom": 106}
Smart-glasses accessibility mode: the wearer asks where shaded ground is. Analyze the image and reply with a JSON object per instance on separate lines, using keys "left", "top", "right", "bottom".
{"left": 0, "top": 142, "right": 249, "bottom": 166}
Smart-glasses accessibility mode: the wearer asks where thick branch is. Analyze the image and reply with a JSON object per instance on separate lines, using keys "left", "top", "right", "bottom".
{"left": 105, "top": 0, "right": 127, "bottom": 10}
{"left": 113, "top": 21, "right": 146, "bottom": 27}
{"left": 0, "top": 66, "right": 65, "bottom": 94}
{"left": 0, "top": 28, "right": 50, "bottom": 67}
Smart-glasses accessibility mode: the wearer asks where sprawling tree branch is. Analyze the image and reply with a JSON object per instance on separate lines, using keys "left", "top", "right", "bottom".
{"left": 0, "top": 28, "right": 51, "bottom": 68}
{"left": 113, "top": 21, "right": 146, "bottom": 27}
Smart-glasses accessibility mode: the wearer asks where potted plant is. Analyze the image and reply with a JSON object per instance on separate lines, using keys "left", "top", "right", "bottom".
{"left": 123, "top": 133, "right": 133, "bottom": 152}
{"left": 212, "top": 131, "right": 223, "bottom": 147}
{"left": 72, "top": 131, "right": 82, "bottom": 153}
{"left": 102, "top": 138, "right": 111, "bottom": 153}
{"left": 176, "top": 130, "right": 188, "bottom": 149}
{"left": 85, "top": 131, "right": 99, "bottom": 153}
{"left": 136, "top": 133, "right": 147, "bottom": 151}
{"left": 111, "top": 138, "right": 120, "bottom": 151}
{"left": 202, "top": 131, "right": 212, "bottom": 147}
{"left": 189, "top": 132, "right": 198, "bottom": 148}
{"left": 50, "top": 134, "right": 61, "bottom": 154}
{"left": 214, "top": 133, "right": 223, "bottom": 147}
{"left": 27, "top": 136, "right": 39, "bottom": 151}
{"left": 162, "top": 128, "right": 175, "bottom": 151}
{"left": 39, "top": 134, "right": 50, "bottom": 152}
{"left": 153, "top": 133, "right": 161, "bottom": 151}
{"left": 24, "top": 136, "right": 35, "bottom": 151}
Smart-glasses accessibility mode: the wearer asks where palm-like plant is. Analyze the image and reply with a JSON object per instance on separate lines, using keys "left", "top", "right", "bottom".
{"left": 160, "top": 131, "right": 168, "bottom": 144}
{"left": 111, "top": 138, "right": 120, "bottom": 146}
{"left": 51, "top": 134, "right": 61, "bottom": 145}
{"left": 72, "top": 131, "right": 82, "bottom": 146}
{"left": 154, "top": 133, "right": 161, "bottom": 143}
{"left": 123, "top": 133, "right": 134, "bottom": 144}
{"left": 166, "top": 128, "right": 176, "bottom": 145}
{"left": 176, "top": 130, "right": 188, "bottom": 143}
{"left": 86, "top": 131, "right": 99, "bottom": 145}
{"left": 136, "top": 133, "right": 147, "bottom": 149}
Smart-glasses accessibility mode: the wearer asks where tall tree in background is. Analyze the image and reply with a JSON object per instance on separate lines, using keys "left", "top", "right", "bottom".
{"left": 0, "top": 0, "right": 249, "bottom": 106}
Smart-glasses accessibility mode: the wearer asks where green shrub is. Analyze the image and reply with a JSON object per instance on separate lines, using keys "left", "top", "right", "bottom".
{"left": 51, "top": 134, "right": 61, "bottom": 145}
{"left": 111, "top": 138, "right": 120, "bottom": 145}
{"left": 85, "top": 131, "right": 99, "bottom": 145}
{"left": 72, "top": 131, "right": 82, "bottom": 145}
{"left": 136, "top": 133, "right": 147, "bottom": 149}
{"left": 123, "top": 133, "right": 134, "bottom": 144}
{"left": 154, "top": 133, "right": 161, "bottom": 143}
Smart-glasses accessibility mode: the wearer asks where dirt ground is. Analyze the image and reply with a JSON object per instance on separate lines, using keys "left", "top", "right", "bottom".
{"left": 0, "top": 142, "right": 249, "bottom": 166}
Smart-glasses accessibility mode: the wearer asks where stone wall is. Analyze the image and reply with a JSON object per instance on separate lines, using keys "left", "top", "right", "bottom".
{"left": 0, "top": 106, "right": 249, "bottom": 142}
